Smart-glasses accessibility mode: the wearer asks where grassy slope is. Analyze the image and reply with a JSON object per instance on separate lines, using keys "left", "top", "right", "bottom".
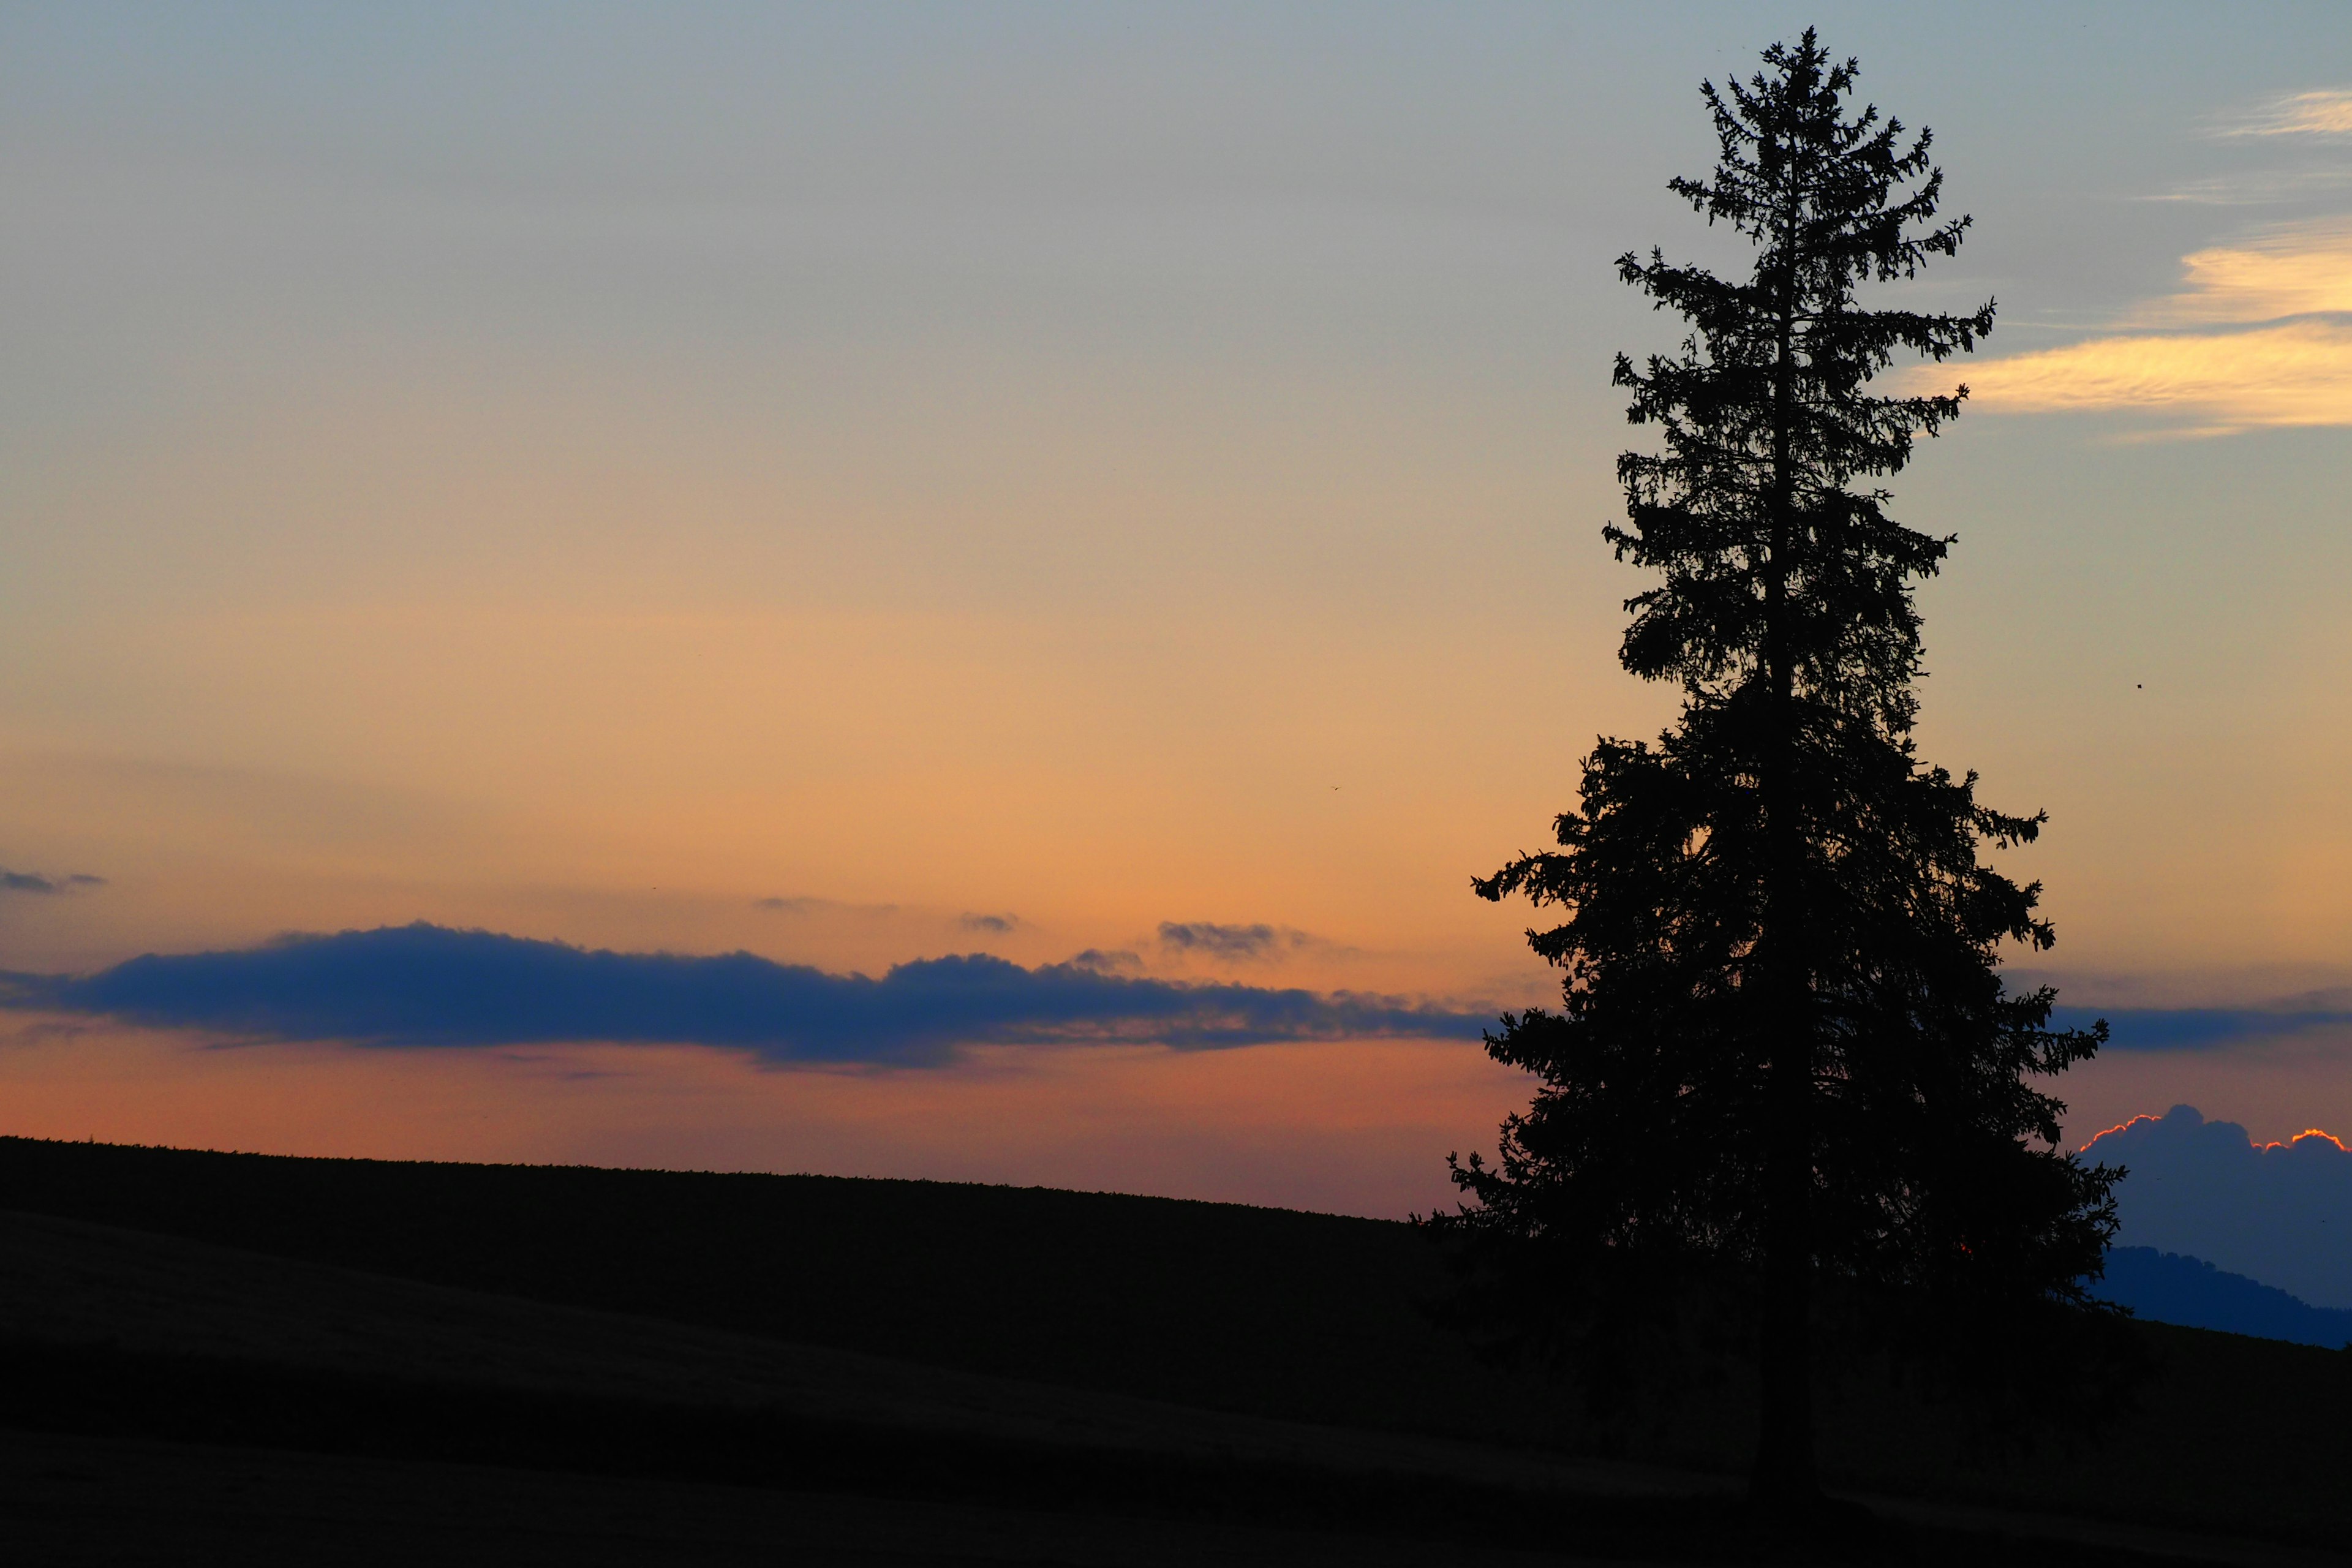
{"left": 0, "top": 1136, "right": 1521, "bottom": 1442}
{"left": 0, "top": 1206, "right": 1681, "bottom": 1496}
{"left": 1, "top": 1425, "right": 1584, "bottom": 1568}
{"left": 2, "top": 1136, "right": 2346, "bottom": 1550}
{"left": 0, "top": 1208, "right": 1818, "bottom": 1564}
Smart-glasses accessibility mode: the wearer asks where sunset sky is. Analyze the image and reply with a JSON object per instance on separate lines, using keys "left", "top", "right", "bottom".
{"left": 6, "top": 4, "right": 2352, "bottom": 1219}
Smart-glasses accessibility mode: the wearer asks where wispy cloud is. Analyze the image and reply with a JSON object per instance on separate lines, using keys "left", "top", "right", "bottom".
{"left": 2213, "top": 88, "right": 2352, "bottom": 140}
{"left": 958, "top": 911, "right": 1022, "bottom": 935}
{"left": 1958, "top": 318, "right": 2352, "bottom": 433}
{"left": 1930, "top": 216, "right": 2352, "bottom": 434}
{"left": 0, "top": 923, "right": 1486, "bottom": 1065}
{"left": 1157, "top": 921, "right": 1307, "bottom": 961}
{"left": 2138, "top": 219, "right": 2352, "bottom": 323}
{"left": 1, "top": 869, "right": 106, "bottom": 896}
{"left": 752, "top": 895, "right": 899, "bottom": 916}
{"left": 2154, "top": 87, "right": 2352, "bottom": 204}
{"left": 2143, "top": 168, "right": 2352, "bottom": 207}
{"left": 2152, "top": 89, "right": 2352, "bottom": 203}
{"left": 2051, "top": 1001, "right": 2352, "bottom": 1051}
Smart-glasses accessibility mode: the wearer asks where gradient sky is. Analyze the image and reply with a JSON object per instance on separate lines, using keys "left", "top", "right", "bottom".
{"left": 7, "top": 3, "right": 2352, "bottom": 1218}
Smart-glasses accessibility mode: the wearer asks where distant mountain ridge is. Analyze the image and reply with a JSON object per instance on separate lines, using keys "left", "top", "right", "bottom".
{"left": 2097, "top": 1246, "right": 2352, "bottom": 1349}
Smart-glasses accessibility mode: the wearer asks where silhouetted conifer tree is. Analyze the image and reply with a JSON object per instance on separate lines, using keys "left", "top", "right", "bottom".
{"left": 1436, "top": 32, "right": 2121, "bottom": 1506}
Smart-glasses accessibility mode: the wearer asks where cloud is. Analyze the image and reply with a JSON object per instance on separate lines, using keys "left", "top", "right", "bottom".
{"left": 2137, "top": 219, "right": 2352, "bottom": 324}
{"left": 1923, "top": 217, "right": 2352, "bottom": 434}
{"left": 958, "top": 912, "right": 1021, "bottom": 934}
{"left": 2145, "top": 168, "right": 2352, "bottom": 207}
{"left": 2150, "top": 91, "right": 2352, "bottom": 202}
{"left": 0, "top": 922, "right": 1486, "bottom": 1066}
{"left": 2080, "top": 1105, "right": 2352, "bottom": 1310}
{"left": 2050, "top": 1001, "right": 2352, "bottom": 1052}
{"left": 1, "top": 869, "right": 106, "bottom": 895}
{"left": 1952, "top": 318, "right": 2352, "bottom": 434}
{"left": 752, "top": 895, "right": 898, "bottom": 916}
{"left": 2214, "top": 89, "right": 2352, "bottom": 139}
{"left": 1157, "top": 921, "right": 1311, "bottom": 961}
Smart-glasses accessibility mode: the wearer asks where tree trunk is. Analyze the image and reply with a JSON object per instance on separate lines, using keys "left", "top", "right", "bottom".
{"left": 1751, "top": 178, "right": 1818, "bottom": 1509}
{"left": 1753, "top": 1023, "right": 1816, "bottom": 1504}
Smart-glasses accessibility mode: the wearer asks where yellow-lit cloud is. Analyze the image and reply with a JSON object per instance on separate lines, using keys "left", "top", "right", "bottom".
{"left": 2217, "top": 88, "right": 2352, "bottom": 138}
{"left": 2146, "top": 218, "right": 2352, "bottom": 323}
{"left": 1958, "top": 320, "right": 2352, "bottom": 432}
{"left": 1921, "top": 216, "right": 2352, "bottom": 432}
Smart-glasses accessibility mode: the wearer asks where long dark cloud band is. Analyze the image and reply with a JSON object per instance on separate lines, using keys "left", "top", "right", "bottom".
{"left": 2049, "top": 1005, "right": 2352, "bottom": 1052}
{"left": 0, "top": 923, "right": 1487, "bottom": 1065}
{"left": 20, "top": 927, "right": 2317, "bottom": 1065}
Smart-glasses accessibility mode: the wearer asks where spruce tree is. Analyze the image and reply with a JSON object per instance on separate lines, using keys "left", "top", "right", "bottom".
{"left": 1438, "top": 32, "right": 2120, "bottom": 1504}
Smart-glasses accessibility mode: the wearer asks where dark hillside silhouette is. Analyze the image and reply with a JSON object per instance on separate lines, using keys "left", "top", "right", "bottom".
{"left": 0, "top": 1134, "right": 1513, "bottom": 1441}
{"left": 1438, "top": 32, "right": 2122, "bottom": 1507}
{"left": 5, "top": 1136, "right": 2352, "bottom": 1555}
{"left": 0, "top": 1207, "right": 1812, "bottom": 1563}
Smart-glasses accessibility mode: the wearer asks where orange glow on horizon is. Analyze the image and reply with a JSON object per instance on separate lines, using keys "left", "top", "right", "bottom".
{"left": 0, "top": 1020, "right": 1526, "bottom": 1219}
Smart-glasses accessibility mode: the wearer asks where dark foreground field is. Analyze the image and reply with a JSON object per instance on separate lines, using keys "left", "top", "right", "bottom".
{"left": 0, "top": 1137, "right": 2344, "bottom": 1565}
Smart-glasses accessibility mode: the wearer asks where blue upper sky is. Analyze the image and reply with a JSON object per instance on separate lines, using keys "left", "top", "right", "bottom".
{"left": 4, "top": 4, "right": 2351, "bottom": 1210}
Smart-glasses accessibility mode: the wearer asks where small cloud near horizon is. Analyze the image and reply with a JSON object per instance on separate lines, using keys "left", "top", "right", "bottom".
{"left": 1158, "top": 921, "right": 1316, "bottom": 962}
{"left": 752, "top": 895, "right": 899, "bottom": 916}
{"left": 958, "top": 912, "right": 1021, "bottom": 935}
